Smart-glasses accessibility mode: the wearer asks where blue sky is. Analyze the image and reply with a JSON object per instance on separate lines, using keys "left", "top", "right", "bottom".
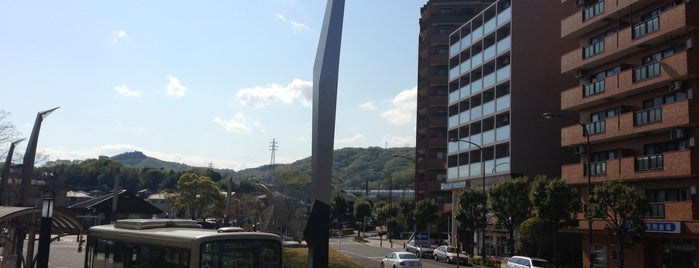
{"left": 1, "top": 0, "right": 425, "bottom": 170}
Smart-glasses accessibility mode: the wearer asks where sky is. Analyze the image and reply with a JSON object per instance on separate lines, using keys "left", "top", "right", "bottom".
{"left": 1, "top": 0, "right": 426, "bottom": 171}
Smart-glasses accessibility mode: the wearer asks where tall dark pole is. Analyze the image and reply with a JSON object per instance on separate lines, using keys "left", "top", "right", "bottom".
{"left": 304, "top": 0, "right": 344, "bottom": 266}
{"left": 372, "top": 169, "right": 393, "bottom": 247}
{"left": 36, "top": 198, "right": 54, "bottom": 268}
{"left": 1, "top": 139, "right": 24, "bottom": 206}
{"left": 543, "top": 112, "right": 592, "bottom": 268}
{"left": 448, "top": 138, "right": 485, "bottom": 258}
{"left": 19, "top": 107, "right": 58, "bottom": 207}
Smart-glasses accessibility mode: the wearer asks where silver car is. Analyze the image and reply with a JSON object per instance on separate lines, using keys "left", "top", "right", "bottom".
{"left": 405, "top": 240, "right": 433, "bottom": 258}
{"left": 507, "top": 256, "right": 553, "bottom": 268}
{"left": 433, "top": 245, "right": 469, "bottom": 264}
{"left": 381, "top": 251, "right": 422, "bottom": 268}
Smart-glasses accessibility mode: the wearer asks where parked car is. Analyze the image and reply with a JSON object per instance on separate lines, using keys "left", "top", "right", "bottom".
{"left": 433, "top": 245, "right": 469, "bottom": 264}
{"left": 507, "top": 256, "right": 553, "bottom": 268}
{"left": 405, "top": 240, "right": 433, "bottom": 258}
{"left": 381, "top": 251, "right": 421, "bottom": 268}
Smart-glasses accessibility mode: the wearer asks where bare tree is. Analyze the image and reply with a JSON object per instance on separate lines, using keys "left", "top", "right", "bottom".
{"left": 0, "top": 110, "right": 20, "bottom": 159}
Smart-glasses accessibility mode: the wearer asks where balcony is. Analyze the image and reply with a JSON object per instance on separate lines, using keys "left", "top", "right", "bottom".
{"left": 561, "top": 50, "right": 693, "bottom": 110}
{"left": 427, "top": 137, "right": 447, "bottom": 148}
{"left": 417, "top": 95, "right": 447, "bottom": 109}
{"left": 562, "top": 150, "right": 697, "bottom": 185}
{"left": 430, "top": 54, "right": 448, "bottom": 66}
{"left": 426, "top": 159, "right": 447, "bottom": 170}
{"left": 561, "top": 0, "right": 658, "bottom": 39}
{"left": 560, "top": 100, "right": 698, "bottom": 146}
{"left": 561, "top": 3, "right": 695, "bottom": 74}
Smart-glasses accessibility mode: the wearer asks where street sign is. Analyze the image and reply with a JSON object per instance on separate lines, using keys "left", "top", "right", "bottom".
{"left": 414, "top": 232, "right": 429, "bottom": 241}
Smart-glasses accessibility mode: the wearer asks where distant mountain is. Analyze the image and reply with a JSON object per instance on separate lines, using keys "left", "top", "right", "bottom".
{"left": 110, "top": 147, "right": 418, "bottom": 190}
{"left": 110, "top": 151, "right": 195, "bottom": 172}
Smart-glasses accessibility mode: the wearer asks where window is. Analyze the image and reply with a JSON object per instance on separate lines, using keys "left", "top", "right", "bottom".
{"left": 495, "top": 143, "right": 509, "bottom": 158}
{"left": 583, "top": 0, "right": 604, "bottom": 21}
{"left": 591, "top": 244, "right": 608, "bottom": 266}
{"left": 647, "top": 188, "right": 689, "bottom": 218}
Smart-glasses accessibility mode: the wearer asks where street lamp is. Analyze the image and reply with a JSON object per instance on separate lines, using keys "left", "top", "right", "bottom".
{"left": 448, "top": 138, "right": 486, "bottom": 258}
{"left": 543, "top": 112, "right": 592, "bottom": 268}
{"left": 371, "top": 169, "right": 393, "bottom": 248}
{"left": 392, "top": 154, "right": 419, "bottom": 233}
{"left": 36, "top": 198, "right": 54, "bottom": 268}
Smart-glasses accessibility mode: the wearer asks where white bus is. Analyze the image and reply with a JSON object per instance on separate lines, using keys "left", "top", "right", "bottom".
{"left": 85, "top": 219, "right": 283, "bottom": 268}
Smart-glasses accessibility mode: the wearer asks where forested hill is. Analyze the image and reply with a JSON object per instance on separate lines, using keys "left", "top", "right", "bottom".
{"left": 108, "top": 147, "right": 417, "bottom": 190}
{"left": 110, "top": 151, "right": 201, "bottom": 173}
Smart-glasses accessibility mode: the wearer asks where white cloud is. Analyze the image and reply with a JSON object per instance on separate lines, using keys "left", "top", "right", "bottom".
{"left": 359, "top": 101, "right": 377, "bottom": 111}
{"left": 336, "top": 133, "right": 365, "bottom": 144}
{"left": 166, "top": 75, "right": 188, "bottom": 97}
{"left": 380, "top": 86, "right": 417, "bottom": 126}
{"left": 214, "top": 113, "right": 260, "bottom": 134}
{"left": 274, "top": 12, "right": 309, "bottom": 33}
{"left": 112, "top": 30, "right": 126, "bottom": 43}
{"left": 114, "top": 85, "right": 142, "bottom": 97}
{"left": 236, "top": 78, "right": 312, "bottom": 109}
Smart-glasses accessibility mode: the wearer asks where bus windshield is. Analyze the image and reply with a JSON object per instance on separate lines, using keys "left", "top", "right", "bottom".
{"left": 201, "top": 239, "right": 282, "bottom": 268}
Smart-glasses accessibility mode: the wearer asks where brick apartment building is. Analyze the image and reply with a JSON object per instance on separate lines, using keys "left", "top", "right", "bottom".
{"left": 559, "top": 0, "right": 699, "bottom": 267}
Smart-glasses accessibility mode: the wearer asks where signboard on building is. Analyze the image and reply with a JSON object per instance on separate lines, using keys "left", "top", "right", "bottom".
{"left": 646, "top": 222, "right": 680, "bottom": 233}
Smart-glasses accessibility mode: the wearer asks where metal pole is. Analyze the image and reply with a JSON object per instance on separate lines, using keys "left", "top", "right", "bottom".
{"left": 372, "top": 169, "right": 393, "bottom": 248}
{"left": 543, "top": 112, "right": 592, "bottom": 268}
{"left": 448, "top": 138, "right": 485, "bottom": 258}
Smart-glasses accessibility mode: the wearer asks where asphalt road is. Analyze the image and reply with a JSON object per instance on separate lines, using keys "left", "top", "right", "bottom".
{"left": 330, "top": 235, "right": 470, "bottom": 268}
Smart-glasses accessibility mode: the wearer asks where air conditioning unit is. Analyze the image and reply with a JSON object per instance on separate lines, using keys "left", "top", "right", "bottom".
{"left": 574, "top": 144, "right": 587, "bottom": 155}
{"left": 575, "top": 69, "right": 587, "bottom": 79}
{"left": 688, "top": 38, "right": 694, "bottom": 49}
{"left": 669, "top": 80, "right": 682, "bottom": 91}
{"left": 576, "top": 0, "right": 586, "bottom": 6}
{"left": 670, "top": 128, "right": 687, "bottom": 139}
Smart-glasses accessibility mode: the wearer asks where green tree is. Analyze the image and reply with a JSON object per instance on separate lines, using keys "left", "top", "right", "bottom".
{"left": 171, "top": 172, "right": 225, "bottom": 220}
{"left": 587, "top": 181, "right": 649, "bottom": 268}
{"left": 518, "top": 217, "right": 554, "bottom": 258}
{"left": 354, "top": 198, "right": 372, "bottom": 237}
{"left": 455, "top": 187, "right": 486, "bottom": 257}
{"left": 530, "top": 176, "right": 580, "bottom": 262}
{"left": 331, "top": 194, "right": 351, "bottom": 226}
{"left": 414, "top": 198, "right": 439, "bottom": 233}
{"left": 142, "top": 168, "right": 167, "bottom": 192}
{"left": 489, "top": 176, "right": 532, "bottom": 256}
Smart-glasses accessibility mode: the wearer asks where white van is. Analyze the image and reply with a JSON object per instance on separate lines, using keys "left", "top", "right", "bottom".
{"left": 507, "top": 256, "right": 552, "bottom": 268}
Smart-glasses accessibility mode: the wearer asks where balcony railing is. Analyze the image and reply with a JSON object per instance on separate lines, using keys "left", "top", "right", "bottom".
{"left": 586, "top": 120, "right": 606, "bottom": 135}
{"left": 583, "top": 80, "right": 605, "bottom": 97}
{"left": 634, "top": 107, "right": 662, "bottom": 126}
{"left": 583, "top": 39, "right": 605, "bottom": 59}
{"left": 635, "top": 154, "right": 664, "bottom": 171}
{"left": 633, "top": 61, "right": 661, "bottom": 82}
{"left": 583, "top": 1, "right": 604, "bottom": 22}
{"left": 633, "top": 16, "right": 660, "bottom": 40}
